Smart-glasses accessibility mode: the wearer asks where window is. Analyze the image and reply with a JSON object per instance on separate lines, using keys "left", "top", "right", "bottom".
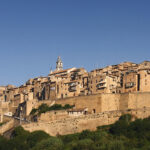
{"left": 57, "top": 85, "right": 59, "bottom": 94}
{"left": 93, "top": 109, "right": 96, "bottom": 113}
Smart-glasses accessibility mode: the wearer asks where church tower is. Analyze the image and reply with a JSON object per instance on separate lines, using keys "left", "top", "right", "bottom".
{"left": 56, "top": 56, "right": 63, "bottom": 71}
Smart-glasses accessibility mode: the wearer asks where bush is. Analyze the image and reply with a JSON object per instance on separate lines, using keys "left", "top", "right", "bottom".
{"left": 0, "top": 136, "right": 8, "bottom": 150}
{"left": 30, "top": 104, "right": 75, "bottom": 115}
{"left": 61, "top": 133, "right": 79, "bottom": 144}
{"left": 31, "top": 137, "right": 63, "bottom": 150}
{"left": 109, "top": 114, "right": 132, "bottom": 136}
{"left": 106, "top": 140, "right": 125, "bottom": 150}
{"left": 119, "top": 114, "right": 132, "bottom": 122}
{"left": 38, "top": 104, "right": 49, "bottom": 114}
{"left": 74, "top": 139, "right": 94, "bottom": 150}
{"left": 79, "top": 130, "right": 93, "bottom": 140}
{"left": 9, "top": 126, "right": 30, "bottom": 150}
{"left": 30, "top": 108, "right": 37, "bottom": 115}
{"left": 11, "top": 126, "right": 30, "bottom": 138}
{"left": 27, "top": 130, "right": 50, "bottom": 148}
{"left": 49, "top": 104, "right": 63, "bottom": 111}
{"left": 3, "top": 114, "right": 150, "bottom": 150}
{"left": 63, "top": 104, "right": 74, "bottom": 109}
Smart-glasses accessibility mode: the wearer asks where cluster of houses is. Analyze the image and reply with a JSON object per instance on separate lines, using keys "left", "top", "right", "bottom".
{"left": 0, "top": 57, "right": 150, "bottom": 122}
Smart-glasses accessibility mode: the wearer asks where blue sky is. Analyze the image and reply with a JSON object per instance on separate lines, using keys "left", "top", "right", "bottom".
{"left": 0, "top": 0, "right": 150, "bottom": 86}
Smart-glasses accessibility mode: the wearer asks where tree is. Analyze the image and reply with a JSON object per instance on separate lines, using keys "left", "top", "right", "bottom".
{"left": 74, "top": 139, "right": 94, "bottom": 150}
{"left": 31, "top": 137, "right": 63, "bottom": 150}
{"left": 27, "top": 130, "right": 50, "bottom": 148}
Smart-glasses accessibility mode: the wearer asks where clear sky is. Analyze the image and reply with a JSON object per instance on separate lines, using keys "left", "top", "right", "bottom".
{"left": 0, "top": 0, "right": 150, "bottom": 86}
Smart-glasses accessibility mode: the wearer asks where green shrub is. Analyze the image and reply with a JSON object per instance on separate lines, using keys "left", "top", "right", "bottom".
{"left": 3, "top": 114, "right": 150, "bottom": 150}
{"left": 109, "top": 114, "right": 132, "bottom": 136}
{"left": 30, "top": 104, "right": 74, "bottom": 115}
{"left": 30, "top": 108, "right": 37, "bottom": 115}
{"left": 38, "top": 103, "right": 49, "bottom": 114}
{"left": 119, "top": 114, "right": 132, "bottom": 122}
{"left": 61, "top": 133, "right": 79, "bottom": 144}
{"left": 31, "top": 137, "right": 63, "bottom": 150}
{"left": 27, "top": 130, "right": 50, "bottom": 148}
{"left": 74, "top": 139, "right": 94, "bottom": 150}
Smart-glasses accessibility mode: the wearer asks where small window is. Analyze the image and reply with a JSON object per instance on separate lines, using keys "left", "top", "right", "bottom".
{"left": 84, "top": 111, "right": 87, "bottom": 115}
{"left": 93, "top": 109, "right": 96, "bottom": 114}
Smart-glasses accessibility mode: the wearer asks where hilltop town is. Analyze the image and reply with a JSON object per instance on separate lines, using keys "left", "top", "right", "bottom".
{"left": 0, "top": 57, "right": 150, "bottom": 135}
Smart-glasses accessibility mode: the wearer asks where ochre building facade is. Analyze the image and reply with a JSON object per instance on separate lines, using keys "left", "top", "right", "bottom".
{"left": 0, "top": 58, "right": 150, "bottom": 123}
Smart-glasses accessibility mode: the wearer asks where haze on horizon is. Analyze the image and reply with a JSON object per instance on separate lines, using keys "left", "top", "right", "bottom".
{"left": 0, "top": 0, "right": 150, "bottom": 86}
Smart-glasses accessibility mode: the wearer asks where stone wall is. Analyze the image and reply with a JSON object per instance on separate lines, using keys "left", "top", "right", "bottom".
{"left": 38, "top": 110, "right": 68, "bottom": 122}
{"left": 56, "top": 94, "right": 102, "bottom": 113}
{"left": 22, "top": 107, "right": 150, "bottom": 136}
{"left": 27, "top": 92, "right": 150, "bottom": 116}
{"left": 0, "top": 119, "right": 15, "bottom": 135}
{"left": 22, "top": 92, "right": 150, "bottom": 136}
{"left": 128, "top": 92, "right": 150, "bottom": 109}
{"left": 55, "top": 92, "right": 150, "bottom": 113}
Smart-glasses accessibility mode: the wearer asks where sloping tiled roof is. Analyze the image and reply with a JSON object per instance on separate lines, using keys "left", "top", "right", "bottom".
{"left": 49, "top": 68, "right": 76, "bottom": 75}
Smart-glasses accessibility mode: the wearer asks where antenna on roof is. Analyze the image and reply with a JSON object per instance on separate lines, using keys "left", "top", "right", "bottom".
{"left": 50, "top": 66, "right": 53, "bottom": 74}
{"left": 96, "top": 63, "right": 98, "bottom": 69}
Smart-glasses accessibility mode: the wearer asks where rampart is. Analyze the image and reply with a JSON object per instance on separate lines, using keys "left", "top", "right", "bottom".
{"left": 22, "top": 92, "right": 150, "bottom": 136}
{"left": 55, "top": 92, "right": 150, "bottom": 113}
{"left": 0, "top": 119, "right": 15, "bottom": 135}
{"left": 22, "top": 107, "right": 150, "bottom": 136}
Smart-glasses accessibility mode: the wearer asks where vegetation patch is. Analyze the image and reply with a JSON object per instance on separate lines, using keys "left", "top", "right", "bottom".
{"left": 30, "top": 103, "right": 74, "bottom": 115}
{"left": 1, "top": 114, "right": 150, "bottom": 150}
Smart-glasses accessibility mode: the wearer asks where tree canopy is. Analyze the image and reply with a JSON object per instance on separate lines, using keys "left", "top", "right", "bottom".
{"left": 1, "top": 114, "right": 150, "bottom": 150}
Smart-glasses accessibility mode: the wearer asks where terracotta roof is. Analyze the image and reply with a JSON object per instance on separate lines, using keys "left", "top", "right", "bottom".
{"left": 55, "top": 75, "right": 68, "bottom": 78}
{"left": 70, "top": 68, "right": 86, "bottom": 72}
{"left": 49, "top": 68, "right": 76, "bottom": 75}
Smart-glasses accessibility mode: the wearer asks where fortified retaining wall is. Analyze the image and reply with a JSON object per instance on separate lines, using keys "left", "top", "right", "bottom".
{"left": 0, "top": 119, "right": 15, "bottom": 135}
{"left": 55, "top": 92, "right": 150, "bottom": 113}
{"left": 22, "top": 107, "right": 150, "bottom": 136}
{"left": 22, "top": 92, "right": 150, "bottom": 136}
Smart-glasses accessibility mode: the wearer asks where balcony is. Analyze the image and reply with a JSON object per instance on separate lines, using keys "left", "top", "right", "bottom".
{"left": 96, "top": 83, "right": 106, "bottom": 89}
{"left": 68, "top": 86, "right": 77, "bottom": 92}
{"left": 97, "top": 79, "right": 106, "bottom": 84}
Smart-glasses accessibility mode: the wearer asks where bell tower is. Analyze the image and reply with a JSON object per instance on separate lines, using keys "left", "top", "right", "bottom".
{"left": 56, "top": 56, "right": 63, "bottom": 71}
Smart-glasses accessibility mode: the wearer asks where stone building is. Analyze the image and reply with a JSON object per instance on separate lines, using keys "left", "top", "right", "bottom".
{"left": 122, "top": 70, "right": 139, "bottom": 93}
{"left": 0, "top": 58, "right": 150, "bottom": 123}
{"left": 138, "top": 69, "right": 150, "bottom": 92}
